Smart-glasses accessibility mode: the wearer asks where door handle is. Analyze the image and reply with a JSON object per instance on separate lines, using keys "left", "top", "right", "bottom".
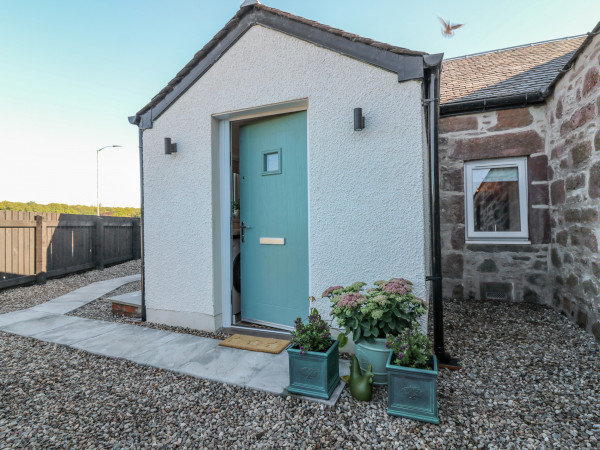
{"left": 240, "top": 221, "right": 251, "bottom": 243}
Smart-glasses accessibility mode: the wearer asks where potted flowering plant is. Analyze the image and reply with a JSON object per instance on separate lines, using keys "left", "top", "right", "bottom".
{"left": 323, "top": 278, "right": 426, "bottom": 385}
{"left": 287, "top": 306, "right": 340, "bottom": 399}
{"left": 385, "top": 329, "right": 438, "bottom": 423}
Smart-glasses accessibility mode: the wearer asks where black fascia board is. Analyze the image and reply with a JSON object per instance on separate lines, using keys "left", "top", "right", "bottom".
{"left": 253, "top": 9, "right": 424, "bottom": 82}
{"left": 135, "top": 8, "right": 424, "bottom": 128}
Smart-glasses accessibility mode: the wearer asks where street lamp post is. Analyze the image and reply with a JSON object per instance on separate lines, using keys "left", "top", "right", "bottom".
{"left": 97, "top": 145, "right": 122, "bottom": 216}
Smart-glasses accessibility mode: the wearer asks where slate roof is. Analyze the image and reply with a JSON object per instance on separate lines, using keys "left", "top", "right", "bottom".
{"left": 135, "top": 3, "right": 425, "bottom": 119}
{"left": 256, "top": 5, "right": 425, "bottom": 57}
{"left": 441, "top": 36, "right": 586, "bottom": 105}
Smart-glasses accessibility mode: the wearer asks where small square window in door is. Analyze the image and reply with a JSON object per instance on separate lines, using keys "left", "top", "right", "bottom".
{"left": 262, "top": 148, "right": 282, "bottom": 175}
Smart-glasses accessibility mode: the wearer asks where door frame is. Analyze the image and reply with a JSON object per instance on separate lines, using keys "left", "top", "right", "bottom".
{"left": 214, "top": 99, "right": 308, "bottom": 329}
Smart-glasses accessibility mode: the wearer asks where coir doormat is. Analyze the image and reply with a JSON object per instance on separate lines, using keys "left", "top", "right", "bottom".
{"left": 218, "top": 334, "right": 290, "bottom": 354}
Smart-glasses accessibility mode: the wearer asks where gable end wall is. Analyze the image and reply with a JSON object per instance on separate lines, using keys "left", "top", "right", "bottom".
{"left": 141, "top": 25, "right": 429, "bottom": 331}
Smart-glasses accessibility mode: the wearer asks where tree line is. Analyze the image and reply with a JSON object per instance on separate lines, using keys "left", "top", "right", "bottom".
{"left": 0, "top": 201, "right": 141, "bottom": 218}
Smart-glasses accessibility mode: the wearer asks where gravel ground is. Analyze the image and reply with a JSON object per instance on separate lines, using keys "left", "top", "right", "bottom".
{"left": 2, "top": 271, "right": 600, "bottom": 447}
{"left": 0, "top": 260, "right": 140, "bottom": 315}
{"left": 67, "top": 281, "right": 232, "bottom": 341}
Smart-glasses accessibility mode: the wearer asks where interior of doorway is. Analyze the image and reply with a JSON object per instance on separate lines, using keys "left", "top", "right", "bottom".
{"left": 230, "top": 120, "right": 242, "bottom": 325}
{"left": 229, "top": 116, "right": 295, "bottom": 336}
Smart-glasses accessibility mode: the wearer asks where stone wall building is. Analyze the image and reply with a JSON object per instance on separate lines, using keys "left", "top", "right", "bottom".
{"left": 437, "top": 23, "right": 600, "bottom": 340}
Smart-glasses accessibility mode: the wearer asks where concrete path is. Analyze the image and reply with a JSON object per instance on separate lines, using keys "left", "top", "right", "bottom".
{"left": 0, "top": 275, "right": 349, "bottom": 404}
{"left": 32, "top": 275, "right": 141, "bottom": 314}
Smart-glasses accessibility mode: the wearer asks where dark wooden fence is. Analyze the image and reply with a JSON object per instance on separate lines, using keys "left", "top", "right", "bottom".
{"left": 0, "top": 210, "right": 141, "bottom": 289}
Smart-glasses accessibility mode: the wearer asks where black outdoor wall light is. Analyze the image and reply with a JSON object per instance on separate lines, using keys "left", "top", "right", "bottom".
{"left": 354, "top": 108, "right": 365, "bottom": 131}
{"left": 164, "top": 137, "right": 177, "bottom": 155}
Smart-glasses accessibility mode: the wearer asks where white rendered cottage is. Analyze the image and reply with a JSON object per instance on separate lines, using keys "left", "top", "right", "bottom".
{"left": 129, "top": 1, "right": 443, "bottom": 337}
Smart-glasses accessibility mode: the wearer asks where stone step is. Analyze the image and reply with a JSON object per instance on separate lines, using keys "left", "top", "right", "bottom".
{"left": 108, "top": 291, "right": 142, "bottom": 316}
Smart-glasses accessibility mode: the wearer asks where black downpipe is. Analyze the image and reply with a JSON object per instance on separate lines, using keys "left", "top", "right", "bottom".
{"left": 138, "top": 127, "right": 146, "bottom": 322}
{"left": 424, "top": 54, "right": 459, "bottom": 368}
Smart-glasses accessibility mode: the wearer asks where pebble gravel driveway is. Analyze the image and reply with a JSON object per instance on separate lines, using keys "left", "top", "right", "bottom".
{"left": 1, "top": 263, "right": 599, "bottom": 448}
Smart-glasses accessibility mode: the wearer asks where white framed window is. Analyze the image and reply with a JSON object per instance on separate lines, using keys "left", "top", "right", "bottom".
{"left": 464, "top": 157, "right": 529, "bottom": 243}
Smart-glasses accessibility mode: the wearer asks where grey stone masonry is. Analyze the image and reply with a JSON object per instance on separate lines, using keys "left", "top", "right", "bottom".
{"left": 437, "top": 31, "right": 600, "bottom": 342}
{"left": 546, "top": 32, "right": 600, "bottom": 340}
{"left": 439, "top": 105, "right": 551, "bottom": 304}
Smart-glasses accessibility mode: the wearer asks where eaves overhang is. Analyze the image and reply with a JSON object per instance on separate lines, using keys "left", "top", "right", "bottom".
{"left": 440, "top": 20, "right": 600, "bottom": 117}
{"left": 440, "top": 91, "right": 546, "bottom": 117}
{"left": 129, "top": 4, "right": 428, "bottom": 129}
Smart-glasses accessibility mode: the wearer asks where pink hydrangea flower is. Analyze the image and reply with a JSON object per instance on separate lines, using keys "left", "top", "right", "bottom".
{"left": 382, "top": 279, "right": 412, "bottom": 295}
{"left": 322, "top": 286, "right": 343, "bottom": 298}
{"left": 337, "top": 292, "right": 365, "bottom": 308}
{"left": 389, "top": 278, "right": 412, "bottom": 286}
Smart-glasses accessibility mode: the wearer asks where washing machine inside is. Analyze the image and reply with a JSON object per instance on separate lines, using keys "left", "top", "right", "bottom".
{"left": 231, "top": 237, "right": 241, "bottom": 315}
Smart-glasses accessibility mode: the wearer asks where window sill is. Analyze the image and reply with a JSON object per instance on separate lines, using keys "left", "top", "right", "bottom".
{"left": 465, "top": 240, "right": 531, "bottom": 245}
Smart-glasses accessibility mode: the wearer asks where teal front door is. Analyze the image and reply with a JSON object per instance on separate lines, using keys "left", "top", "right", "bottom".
{"left": 239, "top": 111, "right": 308, "bottom": 328}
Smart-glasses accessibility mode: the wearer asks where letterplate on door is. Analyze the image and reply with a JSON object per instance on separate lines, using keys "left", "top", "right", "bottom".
{"left": 260, "top": 237, "right": 285, "bottom": 245}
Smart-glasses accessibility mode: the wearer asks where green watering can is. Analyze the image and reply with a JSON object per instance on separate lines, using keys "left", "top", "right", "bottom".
{"left": 349, "top": 354, "right": 374, "bottom": 402}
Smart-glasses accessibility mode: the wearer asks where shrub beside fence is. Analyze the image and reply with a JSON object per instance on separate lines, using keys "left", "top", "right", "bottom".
{"left": 0, "top": 210, "right": 141, "bottom": 289}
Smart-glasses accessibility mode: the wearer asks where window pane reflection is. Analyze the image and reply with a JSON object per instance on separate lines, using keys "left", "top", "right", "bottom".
{"left": 472, "top": 167, "right": 521, "bottom": 232}
{"left": 265, "top": 153, "right": 279, "bottom": 172}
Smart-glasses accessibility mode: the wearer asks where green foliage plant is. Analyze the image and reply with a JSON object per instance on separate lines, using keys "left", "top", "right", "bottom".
{"left": 322, "top": 278, "right": 427, "bottom": 347}
{"left": 0, "top": 200, "right": 140, "bottom": 217}
{"left": 291, "top": 305, "right": 333, "bottom": 354}
{"left": 385, "top": 328, "right": 433, "bottom": 369}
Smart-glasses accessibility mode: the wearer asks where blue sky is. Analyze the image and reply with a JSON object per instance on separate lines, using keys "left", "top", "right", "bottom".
{"left": 1, "top": 0, "right": 598, "bottom": 207}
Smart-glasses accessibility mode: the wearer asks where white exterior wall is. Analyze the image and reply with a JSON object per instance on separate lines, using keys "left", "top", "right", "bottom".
{"left": 142, "top": 25, "right": 429, "bottom": 330}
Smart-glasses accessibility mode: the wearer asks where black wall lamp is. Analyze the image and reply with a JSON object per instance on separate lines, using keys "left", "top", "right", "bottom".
{"left": 164, "top": 137, "right": 177, "bottom": 155}
{"left": 354, "top": 108, "right": 365, "bottom": 131}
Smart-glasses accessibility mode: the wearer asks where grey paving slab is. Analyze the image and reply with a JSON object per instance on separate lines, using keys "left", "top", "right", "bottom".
{"left": 31, "top": 302, "right": 87, "bottom": 315}
{"left": 340, "top": 359, "right": 350, "bottom": 377}
{"left": 33, "top": 318, "right": 120, "bottom": 346}
{"left": 71, "top": 323, "right": 181, "bottom": 359}
{"left": 32, "top": 274, "right": 140, "bottom": 314}
{"left": 108, "top": 291, "right": 141, "bottom": 307}
{"left": 0, "top": 313, "right": 79, "bottom": 337}
{"left": 292, "top": 381, "right": 347, "bottom": 406}
{"left": 177, "top": 344, "right": 279, "bottom": 387}
{"left": 130, "top": 332, "right": 219, "bottom": 369}
{"left": 0, "top": 309, "right": 49, "bottom": 328}
{"left": 245, "top": 351, "right": 290, "bottom": 394}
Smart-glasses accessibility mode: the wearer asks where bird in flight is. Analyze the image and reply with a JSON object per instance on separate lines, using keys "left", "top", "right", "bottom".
{"left": 439, "top": 17, "right": 464, "bottom": 37}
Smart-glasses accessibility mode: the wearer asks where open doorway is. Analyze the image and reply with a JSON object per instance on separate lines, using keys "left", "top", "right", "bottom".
{"left": 230, "top": 121, "right": 242, "bottom": 323}
{"left": 228, "top": 111, "right": 308, "bottom": 335}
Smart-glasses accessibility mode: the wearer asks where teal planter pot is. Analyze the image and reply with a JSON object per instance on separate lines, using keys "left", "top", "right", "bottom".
{"left": 386, "top": 353, "right": 439, "bottom": 424}
{"left": 287, "top": 340, "right": 340, "bottom": 399}
{"left": 355, "top": 337, "right": 390, "bottom": 385}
